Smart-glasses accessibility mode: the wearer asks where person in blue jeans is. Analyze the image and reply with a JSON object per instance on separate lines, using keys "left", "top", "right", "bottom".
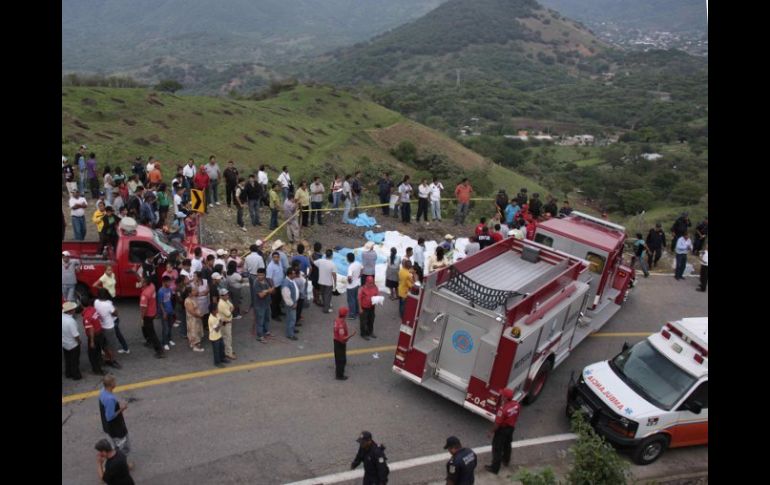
{"left": 158, "top": 276, "right": 175, "bottom": 350}
{"left": 345, "top": 252, "right": 362, "bottom": 320}
{"left": 252, "top": 268, "right": 273, "bottom": 342}
{"left": 281, "top": 268, "right": 300, "bottom": 340}
{"left": 674, "top": 233, "right": 693, "bottom": 280}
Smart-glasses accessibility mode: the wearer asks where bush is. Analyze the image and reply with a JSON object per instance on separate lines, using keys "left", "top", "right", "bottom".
{"left": 617, "top": 188, "right": 655, "bottom": 215}
{"left": 517, "top": 467, "right": 559, "bottom": 485}
{"left": 155, "top": 79, "right": 183, "bottom": 93}
{"left": 670, "top": 180, "right": 704, "bottom": 205}
{"left": 391, "top": 140, "right": 418, "bottom": 163}
{"left": 567, "top": 412, "right": 630, "bottom": 485}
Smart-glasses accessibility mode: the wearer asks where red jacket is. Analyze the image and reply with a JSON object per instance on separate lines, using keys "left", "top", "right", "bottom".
{"left": 334, "top": 317, "right": 350, "bottom": 343}
{"left": 358, "top": 284, "right": 379, "bottom": 309}
{"left": 491, "top": 232, "right": 504, "bottom": 243}
{"left": 193, "top": 170, "right": 210, "bottom": 190}
{"left": 526, "top": 221, "right": 537, "bottom": 240}
{"left": 475, "top": 223, "right": 486, "bottom": 236}
{"left": 495, "top": 399, "right": 521, "bottom": 428}
{"left": 82, "top": 306, "right": 103, "bottom": 334}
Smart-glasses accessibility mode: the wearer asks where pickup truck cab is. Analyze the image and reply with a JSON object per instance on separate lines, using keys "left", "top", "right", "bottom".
{"left": 62, "top": 217, "right": 212, "bottom": 303}
{"left": 567, "top": 317, "right": 708, "bottom": 465}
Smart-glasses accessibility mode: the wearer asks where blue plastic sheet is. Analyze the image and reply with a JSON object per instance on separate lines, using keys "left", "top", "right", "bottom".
{"left": 364, "top": 230, "right": 385, "bottom": 243}
{"left": 345, "top": 214, "right": 377, "bottom": 227}
{"left": 332, "top": 247, "right": 387, "bottom": 275}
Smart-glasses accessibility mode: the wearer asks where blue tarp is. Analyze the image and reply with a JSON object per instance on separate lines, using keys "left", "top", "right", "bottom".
{"left": 364, "top": 230, "right": 385, "bottom": 243}
{"left": 332, "top": 247, "right": 387, "bottom": 275}
{"left": 345, "top": 214, "right": 377, "bottom": 227}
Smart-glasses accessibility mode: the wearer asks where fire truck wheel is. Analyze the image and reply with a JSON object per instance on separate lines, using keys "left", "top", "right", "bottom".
{"left": 523, "top": 359, "right": 553, "bottom": 405}
{"left": 631, "top": 434, "right": 669, "bottom": 465}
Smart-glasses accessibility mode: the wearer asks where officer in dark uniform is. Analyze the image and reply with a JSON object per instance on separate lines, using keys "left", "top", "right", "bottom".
{"left": 485, "top": 388, "right": 521, "bottom": 474}
{"left": 351, "top": 431, "right": 389, "bottom": 485}
{"left": 444, "top": 436, "right": 477, "bottom": 484}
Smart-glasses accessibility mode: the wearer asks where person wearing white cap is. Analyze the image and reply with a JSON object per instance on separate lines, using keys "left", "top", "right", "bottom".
{"left": 217, "top": 288, "right": 237, "bottom": 359}
{"left": 272, "top": 240, "right": 290, "bottom": 271}
{"left": 62, "top": 251, "right": 81, "bottom": 302}
{"left": 214, "top": 249, "right": 227, "bottom": 271}
{"left": 62, "top": 301, "right": 82, "bottom": 380}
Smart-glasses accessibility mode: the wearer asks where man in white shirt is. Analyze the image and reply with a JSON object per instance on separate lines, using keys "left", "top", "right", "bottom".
{"left": 342, "top": 175, "right": 353, "bottom": 221}
{"left": 182, "top": 159, "right": 196, "bottom": 189}
{"left": 313, "top": 249, "right": 337, "bottom": 313}
{"left": 277, "top": 166, "right": 292, "bottom": 202}
{"left": 62, "top": 301, "right": 82, "bottom": 380}
{"left": 416, "top": 179, "right": 431, "bottom": 223}
{"left": 69, "top": 189, "right": 88, "bottom": 240}
{"left": 346, "top": 252, "right": 363, "bottom": 319}
{"left": 145, "top": 157, "right": 156, "bottom": 175}
{"left": 191, "top": 247, "right": 204, "bottom": 274}
{"left": 94, "top": 289, "right": 122, "bottom": 368}
{"left": 204, "top": 156, "right": 221, "bottom": 206}
{"left": 429, "top": 177, "right": 444, "bottom": 221}
{"left": 413, "top": 238, "right": 426, "bottom": 279}
{"left": 696, "top": 245, "right": 708, "bottom": 292}
{"left": 674, "top": 233, "right": 693, "bottom": 280}
{"left": 257, "top": 165, "right": 269, "bottom": 191}
{"left": 309, "top": 176, "right": 325, "bottom": 225}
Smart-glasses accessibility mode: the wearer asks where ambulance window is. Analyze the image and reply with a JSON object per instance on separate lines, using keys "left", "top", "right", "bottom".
{"left": 585, "top": 252, "right": 606, "bottom": 274}
{"left": 534, "top": 234, "right": 554, "bottom": 247}
{"left": 683, "top": 381, "right": 708, "bottom": 409}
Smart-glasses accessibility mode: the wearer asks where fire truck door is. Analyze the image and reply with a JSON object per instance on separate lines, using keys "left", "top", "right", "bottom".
{"left": 435, "top": 315, "right": 488, "bottom": 390}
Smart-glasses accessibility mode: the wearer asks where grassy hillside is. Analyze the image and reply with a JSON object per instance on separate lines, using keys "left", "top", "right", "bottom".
{"left": 61, "top": 84, "right": 546, "bottom": 196}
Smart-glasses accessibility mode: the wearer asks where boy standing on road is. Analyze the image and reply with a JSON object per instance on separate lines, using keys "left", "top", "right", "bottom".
{"left": 98, "top": 374, "right": 131, "bottom": 455}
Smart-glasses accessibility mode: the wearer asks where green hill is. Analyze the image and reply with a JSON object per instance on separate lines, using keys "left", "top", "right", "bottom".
{"left": 61, "top": 85, "right": 546, "bottom": 196}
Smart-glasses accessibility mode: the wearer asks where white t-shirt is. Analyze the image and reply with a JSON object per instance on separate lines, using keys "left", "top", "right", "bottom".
{"left": 429, "top": 182, "right": 444, "bottom": 202}
{"left": 183, "top": 164, "right": 196, "bottom": 178}
{"left": 278, "top": 172, "right": 291, "bottom": 188}
{"left": 146, "top": 162, "right": 156, "bottom": 173}
{"left": 69, "top": 196, "right": 87, "bottom": 217}
{"left": 399, "top": 183, "right": 412, "bottom": 202}
{"left": 313, "top": 258, "right": 337, "bottom": 286}
{"left": 62, "top": 314, "right": 80, "bottom": 350}
{"left": 258, "top": 170, "right": 269, "bottom": 185}
{"left": 244, "top": 252, "right": 266, "bottom": 274}
{"left": 191, "top": 257, "right": 204, "bottom": 274}
{"left": 204, "top": 163, "right": 220, "bottom": 180}
{"left": 173, "top": 194, "right": 184, "bottom": 216}
{"left": 94, "top": 299, "right": 116, "bottom": 329}
{"left": 342, "top": 181, "right": 351, "bottom": 196}
{"left": 418, "top": 184, "right": 431, "bottom": 199}
{"left": 347, "top": 261, "right": 363, "bottom": 289}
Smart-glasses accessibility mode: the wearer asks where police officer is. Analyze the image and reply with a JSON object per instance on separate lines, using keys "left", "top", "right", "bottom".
{"left": 444, "top": 436, "right": 477, "bottom": 484}
{"left": 485, "top": 388, "right": 521, "bottom": 474}
{"left": 351, "top": 431, "right": 389, "bottom": 485}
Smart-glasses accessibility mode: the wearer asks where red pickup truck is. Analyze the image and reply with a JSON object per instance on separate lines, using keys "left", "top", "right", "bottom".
{"left": 62, "top": 217, "right": 213, "bottom": 303}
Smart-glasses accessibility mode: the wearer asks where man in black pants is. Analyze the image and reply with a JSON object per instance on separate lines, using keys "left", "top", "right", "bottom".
{"left": 139, "top": 275, "right": 165, "bottom": 359}
{"left": 646, "top": 223, "right": 666, "bottom": 269}
{"left": 333, "top": 307, "right": 356, "bottom": 380}
{"left": 377, "top": 172, "right": 392, "bottom": 216}
{"left": 670, "top": 212, "right": 691, "bottom": 252}
{"left": 223, "top": 160, "right": 239, "bottom": 208}
{"left": 485, "top": 388, "right": 521, "bottom": 474}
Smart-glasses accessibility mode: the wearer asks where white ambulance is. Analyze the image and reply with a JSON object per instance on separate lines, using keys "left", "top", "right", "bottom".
{"left": 567, "top": 317, "right": 708, "bottom": 465}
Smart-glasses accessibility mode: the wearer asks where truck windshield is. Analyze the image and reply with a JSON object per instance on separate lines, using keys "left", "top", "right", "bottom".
{"left": 609, "top": 340, "right": 696, "bottom": 411}
{"left": 152, "top": 230, "right": 185, "bottom": 256}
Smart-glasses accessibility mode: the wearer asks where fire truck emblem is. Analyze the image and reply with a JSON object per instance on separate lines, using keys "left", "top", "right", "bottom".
{"left": 452, "top": 330, "right": 474, "bottom": 354}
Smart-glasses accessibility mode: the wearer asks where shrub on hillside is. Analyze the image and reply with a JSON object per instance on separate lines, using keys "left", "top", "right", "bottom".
{"left": 155, "top": 79, "right": 183, "bottom": 93}
{"left": 391, "top": 141, "right": 418, "bottom": 163}
{"left": 567, "top": 412, "right": 630, "bottom": 485}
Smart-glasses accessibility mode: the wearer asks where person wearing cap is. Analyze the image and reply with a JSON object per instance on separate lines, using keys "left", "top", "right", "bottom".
{"left": 361, "top": 241, "right": 377, "bottom": 287}
{"left": 69, "top": 188, "right": 89, "bottom": 240}
{"left": 358, "top": 276, "right": 380, "bottom": 340}
{"left": 453, "top": 178, "right": 473, "bottom": 226}
{"left": 217, "top": 287, "right": 237, "bottom": 358}
{"left": 139, "top": 275, "right": 165, "bottom": 359}
{"left": 351, "top": 431, "right": 389, "bottom": 484}
{"left": 62, "top": 301, "right": 82, "bottom": 380}
{"left": 95, "top": 438, "right": 135, "bottom": 485}
{"left": 62, "top": 251, "right": 81, "bottom": 302}
{"left": 281, "top": 267, "right": 300, "bottom": 340}
{"left": 98, "top": 374, "right": 131, "bottom": 455}
{"left": 273, "top": 240, "right": 290, "bottom": 272}
{"left": 485, "top": 388, "right": 521, "bottom": 474}
{"left": 333, "top": 306, "right": 357, "bottom": 380}
{"left": 444, "top": 436, "right": 477, "bottom": 485}
{"left": 214, "top": 249, "right": 228, "bottom": 270}
{"left": 440, "top": 234, "right": 455, "bottom": 254}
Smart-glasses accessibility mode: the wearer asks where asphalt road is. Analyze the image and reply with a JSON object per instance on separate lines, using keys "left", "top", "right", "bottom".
{"left": 62, "top": 273, "right": 708, "bottom": 484}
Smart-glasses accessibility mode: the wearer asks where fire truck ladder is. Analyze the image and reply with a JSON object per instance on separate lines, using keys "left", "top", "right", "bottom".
{"left": 442, "top": 267, "right": 522, "bottom": 311}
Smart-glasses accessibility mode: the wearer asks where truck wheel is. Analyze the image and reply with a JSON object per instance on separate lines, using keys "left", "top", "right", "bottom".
{"left": 75, "top": 284, "right": 92, "bottom": 308}
{"left": 631, "top": 434, "right": 669, "bottom": 465}
{"left": 524, "top": 359, "right": 553, "bottom": 405}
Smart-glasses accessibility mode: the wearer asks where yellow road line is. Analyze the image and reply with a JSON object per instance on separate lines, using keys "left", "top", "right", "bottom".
{"left": 62, "top": 344, "right": 396, "bottom": 405}
{"left": 590, "top": 332, "right": 652, "bottom": 337}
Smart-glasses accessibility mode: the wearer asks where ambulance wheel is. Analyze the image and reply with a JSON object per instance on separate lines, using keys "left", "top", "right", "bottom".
{"left": 631, "top": 434, "right": 669, "bottom": 465}
{"left": 524, "top": 360, "right": 553, "bottom": 405}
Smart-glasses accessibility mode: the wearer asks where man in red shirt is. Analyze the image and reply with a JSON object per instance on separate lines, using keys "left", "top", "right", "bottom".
{"left": 139, "top": 275, "right": 165, "bottom": 359}
{"left": 193, "top": 165, "right": 210, "bottom": 213}
{"left": 333, "top": 307, "right": 357, "bottom": 380}
{"left": 474, "top": 217, "right": 487, "bottom": 236}
{"left": 82, "top": 305, "right": 107, "bottom": 375}
{"left": 453, "top": 178, "right": 473, "bottom": 225}
{"left": 358, "top": 276, "right": 380, "bottom": 339}
{"left": 485, "top": 388, "right": 521, "bottom": 474}
{"left": 491, "top": 224, "right": 504, "bottom": 243}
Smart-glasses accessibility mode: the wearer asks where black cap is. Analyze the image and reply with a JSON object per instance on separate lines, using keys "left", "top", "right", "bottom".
{"left": 444, "top": 436, "right": 461, "bottom": 450}
{"left": 356, "top": 431, "right": 373, "bottom": 443}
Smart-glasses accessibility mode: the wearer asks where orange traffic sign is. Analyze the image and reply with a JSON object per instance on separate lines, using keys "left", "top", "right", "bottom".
{"left": 190, "top": 189, "right": 205, "bottom": 213}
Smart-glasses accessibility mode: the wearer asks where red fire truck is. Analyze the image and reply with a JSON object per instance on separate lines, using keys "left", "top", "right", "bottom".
{"left": 392, "top": 211, "right": 634, "bottom": 420}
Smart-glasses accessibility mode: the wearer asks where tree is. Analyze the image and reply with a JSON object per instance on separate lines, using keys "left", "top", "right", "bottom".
{"left": 567, "top": 412, "right": 631, "bottom": 485}
{"left": 155, "top": 79, "right": 183, "bottom": 93}
{"left": 391, "top": 141, "right": 418, "bottom": 163}
{"left": 671, "top": 181, "right": 703, "bottom": 205}
{"left": 617, "top": 188, "right": 655, "bottom": 215}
